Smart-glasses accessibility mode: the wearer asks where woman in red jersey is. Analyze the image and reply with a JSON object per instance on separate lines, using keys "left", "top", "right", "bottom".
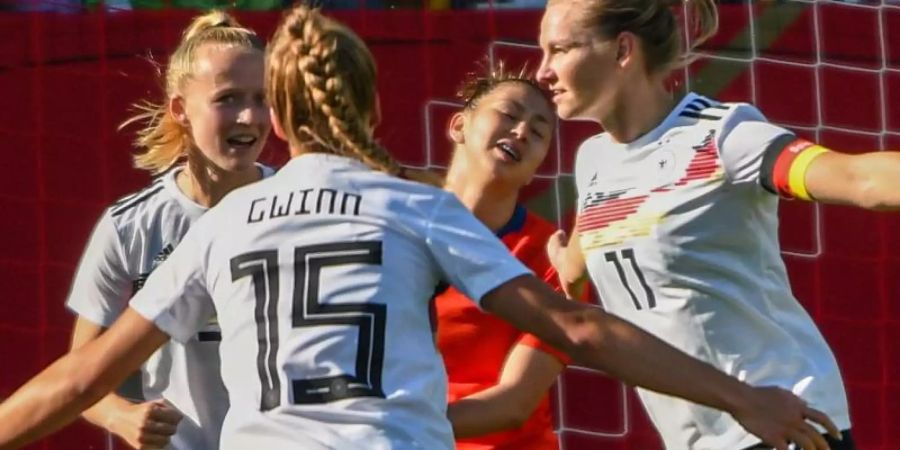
{"left": 439, "top": 65, "right": 571, "bottom": 450}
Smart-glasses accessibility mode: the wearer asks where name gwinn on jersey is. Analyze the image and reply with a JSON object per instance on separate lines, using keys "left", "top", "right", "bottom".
{"left": 129, "top": 153, "right": 532, "bottom": 450}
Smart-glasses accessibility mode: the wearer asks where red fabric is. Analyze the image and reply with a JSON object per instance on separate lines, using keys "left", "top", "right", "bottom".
{"left": 4, "top": 6, "right": 896, "bottom": 450}
{"left": 772, "top": 138, "right": 815, "bottom": 197}
{"left": 436, "top": 210, "right": 563, "bottom": 450}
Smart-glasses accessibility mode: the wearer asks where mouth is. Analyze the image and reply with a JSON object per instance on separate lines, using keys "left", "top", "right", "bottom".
{"left": 494, "top": 142, "right": 522, "bottom": 162}
{"left": 550, "top": 88, "right": 566, "bottom": 102}
{"left": 226, "top": 133, "right": 259, "bottom": 148}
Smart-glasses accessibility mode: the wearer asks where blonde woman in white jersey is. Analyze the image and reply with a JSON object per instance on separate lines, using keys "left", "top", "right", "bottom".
{"left": 65, "top": 11, "right": 272, "bottom": 449}
{"left": 538, "top": 1, "right": 900, "bottom": 449}
{"left": 0, "top": 5, "right": 839, "bottom": 450}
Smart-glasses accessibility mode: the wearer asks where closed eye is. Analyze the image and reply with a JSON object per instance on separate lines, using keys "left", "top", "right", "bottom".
{"left": 498, "top": 109, "right": 517, "bottom": 120}
{"left": 216, "top": 94, "right": 237, "bottom": 104}
{"left": 549, "top": 45, "right": 567, "bottom": 55}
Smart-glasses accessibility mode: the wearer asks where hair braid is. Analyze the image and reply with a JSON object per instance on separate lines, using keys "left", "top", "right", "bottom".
{"left": 267, "top": 5, "right": 402, "bottom": 176}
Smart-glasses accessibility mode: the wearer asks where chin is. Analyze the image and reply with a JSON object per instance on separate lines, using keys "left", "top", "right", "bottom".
{"left": 215, "top": 157, "right": 257, "bottom": 174}
{"left": 554, "top": 102, "right": 579, "bottom": 120}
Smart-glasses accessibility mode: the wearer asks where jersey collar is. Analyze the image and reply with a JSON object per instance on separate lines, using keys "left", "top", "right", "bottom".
{"left": 625, "top": 92, "right": 700, "bottom": 150}
{"left": 495, "top": 204, "right": 527, "bottom": 238}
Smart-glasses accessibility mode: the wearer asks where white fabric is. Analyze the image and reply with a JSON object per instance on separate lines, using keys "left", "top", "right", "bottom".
{"left": 574, "top": 93, "right": 850, "bottom": 450}
{"left": 66, "top": 164, "right": 274, "bottom": 449}
{"left": 130, "top": 153, "right": 531, "bottom": 450}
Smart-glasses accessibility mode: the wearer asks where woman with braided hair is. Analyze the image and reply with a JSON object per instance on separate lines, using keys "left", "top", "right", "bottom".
{"left": 0, "top": 5, "right": 840, "bottom": 450}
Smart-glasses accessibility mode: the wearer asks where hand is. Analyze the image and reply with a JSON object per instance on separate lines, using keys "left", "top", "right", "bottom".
{"left": 546, "top": 229, "right": 569, "bottom": 272}
{"left": 732, "top": 386, "right": 841, "bottom": 450}
{"left": 108, "top": 399, "right": 183, "bottom": 450}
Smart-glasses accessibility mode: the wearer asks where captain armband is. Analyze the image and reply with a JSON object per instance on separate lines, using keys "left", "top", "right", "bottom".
{"left": 759, "top": 135, "right": 831, "bottom": 201}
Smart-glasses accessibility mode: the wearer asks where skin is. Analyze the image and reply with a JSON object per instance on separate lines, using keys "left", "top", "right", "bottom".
{"left": 536, "top": 1, "right": 900, "bottom": 447}
{"left": 70, "top": 43, "right": 270, "bottom": 450}
{"left": 0, "top": 33, "right": 841, "bottom": 450}
{"left": 442, "top": 82, "right": 564, "bottom": 438}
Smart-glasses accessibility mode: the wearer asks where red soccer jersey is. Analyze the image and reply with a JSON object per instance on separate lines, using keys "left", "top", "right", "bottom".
{"left": 436, "top": 206, "right": 565, "bottom": 450}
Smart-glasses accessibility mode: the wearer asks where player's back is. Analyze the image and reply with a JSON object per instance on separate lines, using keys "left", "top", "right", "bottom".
{"left": 195, "top": 153, "right": 518, "bottom": 449}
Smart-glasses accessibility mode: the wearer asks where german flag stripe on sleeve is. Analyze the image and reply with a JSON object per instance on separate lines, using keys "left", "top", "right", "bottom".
{"left": 760, "top": 135, "right": 830, "bottom": 200}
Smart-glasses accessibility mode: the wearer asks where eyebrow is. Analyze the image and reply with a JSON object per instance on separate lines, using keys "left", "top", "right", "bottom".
{"left": 508, "top": 99, "right": 552, "bottom": 126}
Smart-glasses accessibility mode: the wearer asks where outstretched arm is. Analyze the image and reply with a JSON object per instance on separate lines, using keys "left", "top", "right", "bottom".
{"left": 447, "top": 344, "right": 563, "bottom": 438}
{"left": 804, "top": 150, "right": 900, "bottom": 210}
{"left": 481, "top": 275, "right": 840, "bottom": 450}
{"left": 0, "top": 309, "right": 168, "bottom": 450}
{"left": 69, "top": 317, "right": 182, "bottom": 450}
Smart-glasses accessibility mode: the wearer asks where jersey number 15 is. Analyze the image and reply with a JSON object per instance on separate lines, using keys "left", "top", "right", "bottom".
{"left": 231, "top": 241, "right": 387, "bottom": 411}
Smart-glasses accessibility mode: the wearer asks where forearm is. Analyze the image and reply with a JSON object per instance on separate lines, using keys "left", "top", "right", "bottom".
{"left": 485, "top": 277, "right": 752, "bottom": 418}
{"left": 0, "top": 354, "right": 114, "bottom": 449}
{"left": 807, "top": 151, "right": 900, "bottom": 210}
{"left": 570, "top": 309, "right": 750, "bottom": 414}
{"left": 448, "top": 387, "right": 526, "bottom": 438}
{"left": 81, "top": 392, "right": 135, "bottom": 434}
{"left": 848, "top": 152, "right": 900, "bottom": 210}
{"left": 0, "top": 310, "right": 168, "bottom": 449}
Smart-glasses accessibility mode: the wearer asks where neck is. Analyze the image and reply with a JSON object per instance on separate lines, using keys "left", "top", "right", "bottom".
{"left": 176, "top": 162, "right": 260, "bottom": 208}
{"left": 600, "top": 79, "right": 675, "bottom": 144}
{"left": 444, "top": 160, "right": 519, "bottom": 233}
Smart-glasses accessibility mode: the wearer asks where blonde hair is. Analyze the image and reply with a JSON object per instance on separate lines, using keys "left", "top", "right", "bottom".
{"left": 122, "top": 10, "right": 264, "bottom": 174}
{"left": 549, "top": 0, "right": 718, "bottom": 75}
{"left": 266, "top": 4, "right": 403, "bottom": 176}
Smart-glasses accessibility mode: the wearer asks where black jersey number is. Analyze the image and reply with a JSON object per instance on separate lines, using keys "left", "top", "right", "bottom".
{"left": 231, "top": 241, "right": 387, "bottom": 411}
{"left": 604, "top": 249, "right": 656, "bottom": 310}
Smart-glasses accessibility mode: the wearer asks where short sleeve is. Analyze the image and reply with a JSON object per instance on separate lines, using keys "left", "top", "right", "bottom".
{"left": 718, "top": 103, "right": 795, "bottom": 187}
{"left": 129, "top": 225, "right": 215, "bottom": 343}
{"left": 424, "top": 194, "right": 532, "bottom": 307}
{"left": 65, "top": 211, "right": 133, "bottom": 327}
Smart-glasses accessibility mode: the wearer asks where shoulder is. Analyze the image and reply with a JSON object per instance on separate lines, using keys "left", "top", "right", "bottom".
{"left": 522, "top": 211, "right": 558, "bottom": 239}
{"left": 574, "top": 133, "right": 610, "bottom": 183}
{"left": 677, "top": 94, "right": 768, "bottom": 130}
{"left": 358, "top": 172, "right": 455, "bottom": 219}
{"left": 107, "top": 178, "right": 167, "bottom": 221}
{"left": 502, "top": 210, "right": 556, "bottom": 267}
{"left": 103, "top": 177, "right": 180, "bottom": 239}
{"left": 576, "top": 132, "right": 609, "bottom": 156}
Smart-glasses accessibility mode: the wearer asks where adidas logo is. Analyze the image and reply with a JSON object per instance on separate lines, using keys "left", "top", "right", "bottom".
{"left": 153, "top": 244, "right": 175, "bottom": 264}
{"left": 133, "top": 244, "right": 175, "bottom": 295}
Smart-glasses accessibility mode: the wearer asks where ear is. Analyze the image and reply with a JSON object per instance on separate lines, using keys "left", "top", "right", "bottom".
{"left": 615, "top": 32, "right": 638, "bottom": 69}
{"left": 447, "top": 112, "right": 466, "bottom": 144}
{"left": 370, "top": 92, "right": 383, "bottom": 130}
{"left": 168, "top": 95, "right": 189, "bottom": 127}
{"left": 270, "top": 108, "right": 287, "bottom": 141}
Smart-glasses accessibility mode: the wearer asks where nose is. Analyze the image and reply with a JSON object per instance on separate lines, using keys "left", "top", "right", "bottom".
{"left": 238, "top": 104, "right": 269, "bottom": 126}
{"left": 511, "top": 120, "right": 529, "bottom": 141}
{"left": 536, "top": 54, "right": 554, "bottom": 86}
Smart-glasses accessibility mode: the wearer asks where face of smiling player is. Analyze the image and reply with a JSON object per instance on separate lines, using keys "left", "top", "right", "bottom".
{"left": 448, "top": 81, "right": 555, "bottom": 190}
{"left": 171, "top": 43, "right": 270, "bottom": 174}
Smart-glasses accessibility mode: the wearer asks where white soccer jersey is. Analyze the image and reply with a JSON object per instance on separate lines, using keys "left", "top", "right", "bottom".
{"left": 574, "top": 93, "right": 850, "bottom": 450}
{"left": 66, "top": 163, "right": 274, "bottom": 450}
{"left": 128, "top": 153, "right": 532, "bottom": 450}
